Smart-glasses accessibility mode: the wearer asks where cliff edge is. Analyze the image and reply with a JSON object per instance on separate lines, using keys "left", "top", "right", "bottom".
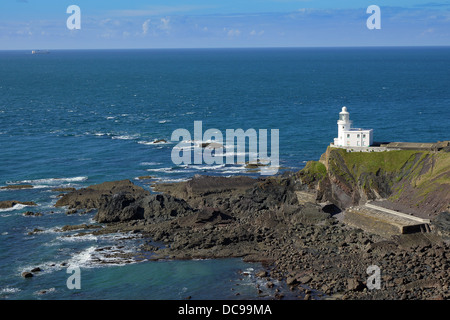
{"left": 298, "top": 147, "right": 450, "bottom": 219}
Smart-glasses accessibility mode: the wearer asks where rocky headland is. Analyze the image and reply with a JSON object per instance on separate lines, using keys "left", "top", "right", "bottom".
{"left": 52, "top": 147, "right": 450, "bottom": 300}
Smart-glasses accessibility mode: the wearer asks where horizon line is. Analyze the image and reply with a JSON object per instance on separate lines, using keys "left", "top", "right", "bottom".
{"left": 2, "top": 44, "right": 450, "bottom": 51}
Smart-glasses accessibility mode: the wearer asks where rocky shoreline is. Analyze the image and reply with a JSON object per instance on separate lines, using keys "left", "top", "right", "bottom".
{"left": 48, "top": 171, "right": 450, "bottom": 300}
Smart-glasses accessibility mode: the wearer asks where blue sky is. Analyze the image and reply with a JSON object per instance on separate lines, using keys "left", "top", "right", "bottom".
{"left": 0, "top": 0, "right": 449, "bottom": 49}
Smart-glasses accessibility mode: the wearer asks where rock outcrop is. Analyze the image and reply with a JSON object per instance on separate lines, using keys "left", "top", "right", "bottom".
{"left": 94, "top": 193, "right": 194, "bottom": 223}
{"left": 54, "top": 179, "right": 150, "bottom": 210}
{"left": 0, "top": 200, "right": 37, "bottom": 209}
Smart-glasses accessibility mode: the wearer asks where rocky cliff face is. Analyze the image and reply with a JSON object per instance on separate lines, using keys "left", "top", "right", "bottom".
{"left": 303, "top": 147, "right": 450, "bottom": 217}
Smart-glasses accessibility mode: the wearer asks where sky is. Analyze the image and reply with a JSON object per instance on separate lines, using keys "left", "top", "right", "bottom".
{"left": 0, "top": 0, "right": 449, "bottom": 49}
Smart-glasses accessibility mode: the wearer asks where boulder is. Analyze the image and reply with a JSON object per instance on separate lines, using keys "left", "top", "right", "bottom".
{"left": 0, "top": 200, "right": 37, "bottom": 209}
{"left": 256, "top": 270, "right": 268, "bottom": 278}
{"left": 95, "top": 193, "right": 193, "bottom": 223}
{"left": 23, "top": 211, "right": 42, "bottom": 217}
{"left": 286, "top": 276, "right": 298, "bottom": 286}
{"left": 55, "top": 180, "right": 150, "bottom": 210}
{"left": 347, "top": 278, "right": 365, "bottom": 292}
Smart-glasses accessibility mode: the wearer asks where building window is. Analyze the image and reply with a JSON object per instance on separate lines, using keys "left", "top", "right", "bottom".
{"left": 347, "top": 134, "right": 350, "bottom": 138}
{"left": 357, "top": 134, "right": 360, "bottom": 138}
{"left": 363, "top": 134, "right": 366, "bottom": 138}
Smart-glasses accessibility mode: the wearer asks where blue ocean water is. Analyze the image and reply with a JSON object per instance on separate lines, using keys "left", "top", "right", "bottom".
{"left": 0, "top": 47, "right": 449, "bottom": 299}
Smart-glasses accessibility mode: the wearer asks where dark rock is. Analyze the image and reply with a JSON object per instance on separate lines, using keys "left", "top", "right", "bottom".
{"left": 28, "top": 228, "right": 43, "bottom": 235}
{"left": 95, "top": 193, "right": 193, "bottom": 223}
{"left": 347, "top": 278, "right": 365, "bottom": 292}
{"left": 286, "top": 276, "right": 298, "bottom": 286}
{"left": 299, "top": 275, "right": 312, "bottom": 284}
{"left": 1, "top": 184, "right": 33, "bottom": 190}
{"left": 55, "top": 180, "right": 150, "bottom": 211}
{"left": 0, "top": 200, "right": 37, "bottom": 209}
{"left": 256, "top": 270, "right": 268, "bottom": 278}
{"left": 59, "top": 224, "right": 102, "bottom": 232}
{"left": 200, "top": 141, "right": 223, "bottom": 149}
{"left": 23, "top": 211, "right": 42, "bottom": 217}
{"left": 137, "top": 176, "right": 152, "bottom": 180}
{"left": 432, "top": 212, "right": 450, "bottom": 238}
{"left": 31, "top": 267, "right": 41, "bottom": 273}
{"left": 21, "top": 272, "right": 33, "bottom": 278}
{"left": 52, "top": 187, "right": 76, "bottom": 192}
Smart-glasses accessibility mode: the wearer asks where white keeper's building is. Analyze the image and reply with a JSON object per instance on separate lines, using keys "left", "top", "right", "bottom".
{"left": 333, "top": 106, "right": 373, "bottom": 148}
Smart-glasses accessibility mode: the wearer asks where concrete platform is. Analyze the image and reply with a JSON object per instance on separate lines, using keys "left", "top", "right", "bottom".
{"left": 344, "top": 203, "right": 431, "bottom": 237}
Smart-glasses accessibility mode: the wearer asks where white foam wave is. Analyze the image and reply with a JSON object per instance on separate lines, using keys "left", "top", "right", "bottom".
{"left": 138, "top": 139, "right": 169, "bottom": 145}
{"left": 112, "top": 135, "right": 139, "bottom": 140}
{"left": 156, "top": 178, "right": 190, "bottom": 183}
{"left": 188, "top": 164, "right": 226, "bottom": 170}
{"left": 0, "top": 204, "right": 32, "bottom": 212}
{"left": 67, "top": 246, "right": 97, "bottom": 268}
{"left": 140, "top": 162, "right": 161, "bottom": 166}
{"left": 34, "top": 288, "right": 56, "bottom": 295}
{"left": 67, "top": 244, "right": 138, "bottom": 268}
{"left": 145, "top": 167, "right": 189, "bottom": 173}
{"left": 9, "top": 176, "right": 88, "bottom": 185}
{"left": 1, "top": 287, "right": 21, "bottom": 295}
{"left": 57, "top": 233, "right": 98, "bottom": 242}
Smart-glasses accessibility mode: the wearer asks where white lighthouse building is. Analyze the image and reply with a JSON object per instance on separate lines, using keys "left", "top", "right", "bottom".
{"left": 333, "top": 107, "right": 373, "bottom": 148}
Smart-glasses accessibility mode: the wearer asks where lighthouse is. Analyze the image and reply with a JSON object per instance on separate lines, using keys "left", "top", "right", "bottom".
{"left": 333, "top": 107, "right": 373, "bottom": 148}
{"left": 337, "top": 106, "right": 352, "bottom": 147}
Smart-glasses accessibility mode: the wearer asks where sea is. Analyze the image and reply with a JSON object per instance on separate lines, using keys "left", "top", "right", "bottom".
{"left": 0, "top": 47, "right": 449, "bottom": 300}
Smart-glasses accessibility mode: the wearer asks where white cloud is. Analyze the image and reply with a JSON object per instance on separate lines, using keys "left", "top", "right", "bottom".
{"left": 226, "top": 28, "right": 241, "bottom": 37}
{"left": 142, "top": 19, "right": 151, "bottom": 35}
{"left": 250, "top": 30, "right": 264, "bottom": 36}
{"left": 158, "top": 18, "right": 171, "bottom": 32}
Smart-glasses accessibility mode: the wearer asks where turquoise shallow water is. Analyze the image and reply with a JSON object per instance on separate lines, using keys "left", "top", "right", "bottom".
{"left": 0, "top": 47, "right": 449, "bottom": 299}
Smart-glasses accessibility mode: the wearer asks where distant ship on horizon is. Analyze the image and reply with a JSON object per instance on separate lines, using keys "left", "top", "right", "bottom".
{"left": 31, "top": 50, "right": 50, "bottom": 54}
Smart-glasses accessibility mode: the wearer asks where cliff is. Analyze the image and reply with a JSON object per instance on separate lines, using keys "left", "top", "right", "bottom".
{"left": 299, "top": 147, "right": 450, "bottom": 218}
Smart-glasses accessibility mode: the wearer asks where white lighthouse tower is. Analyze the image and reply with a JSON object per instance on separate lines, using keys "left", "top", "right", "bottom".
{"left": 337, "top": 106, "right": 352, "bottom": 146}
{"left": 333, "top": 106, "right": 373, "bottom": 148}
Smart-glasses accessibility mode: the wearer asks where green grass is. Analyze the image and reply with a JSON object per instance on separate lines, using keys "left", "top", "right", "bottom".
{"left": 298, "top": 160, "right": 327, "bottom": 183}
{"left": 334, "top": 148, "right": 424, "bottom": 179}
